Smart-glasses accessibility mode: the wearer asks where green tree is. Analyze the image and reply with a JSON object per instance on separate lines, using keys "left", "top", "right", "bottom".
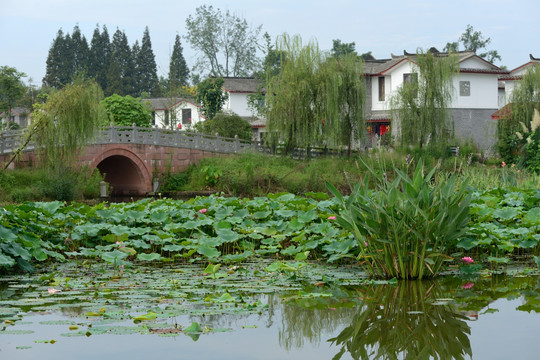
{"left": 390, "top": 50, "right": 459, "bottom": 148}
{"left": 43, "top": 29, "right": 70, "bottom": 88}
{"left": 319, "top": 54, "right": 366, "bottom": 155}
{"left": 331, "top": 39, "right": 357, "bottom": 58}
{"left": 169, "top": 34, "right": 190, "bottom": 91}
{"left": 70, "top": 25, "right": 90, "bottom": 77}
{"left": 498, "top": 65, "right": 540, "bottom": 169}
{"left": 106, "top": 28, "right": 135, "bottom": 96}
{"left": 2, "top": 79, "right": 105, "bottom": 172}
{"left": 135, "top": 26, "right": 160, "bottom": 96}
{"left": 196, "top": 77, "right": 228, "bottom": 120}
{"left": 265, "top": 35, "right": 322, "bottom": 152}
{"left": 185, "top": 5, "right": 262, "bottom": 77}
{"left": 0, "top": 66, "right": 27, "bottom": 126}
{"left": 196, "top": 112, "right": 251, "bottom": 140}
{"left": 443, "top": 24, "right": 501, "bottom": 63}
{"left": 265, "top": 34, "right": 365, "bottom": 154}
{"left": 88, "top": 25, "right": 111, "bottom": 92}
{"left": 101, "top": 94, "right": 152, "bottom": 127}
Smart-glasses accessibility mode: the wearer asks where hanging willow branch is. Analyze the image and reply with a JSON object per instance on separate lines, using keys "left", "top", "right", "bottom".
{"left": 1, "top": 79, "right": 105, "bottom": 173}
{"left": 390, "top": 50, "right": 459, "bottom": 148}
{"left": 33, "top": 79, "right": 105, "bottom": 170}
{"left": 265, "top": 34, "right": 366, "bottom": 155}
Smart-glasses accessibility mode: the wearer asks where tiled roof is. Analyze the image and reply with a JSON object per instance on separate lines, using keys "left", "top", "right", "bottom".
{"left": 363, "top": 49, "right": 503, "bottom": 76}
{"left": 141, "top": 98, "right": 198, "bottom": 110}
{"left": 222, "top": 77, "right": 261, "bottom": 93}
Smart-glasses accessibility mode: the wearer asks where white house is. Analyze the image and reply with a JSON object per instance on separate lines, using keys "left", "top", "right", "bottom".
{"left": 221, "top": 77, "right": 266, "bottom": 142}
{"left": 364, "top": 48, "right": 507, "bottom": 151}
{"left": 498, "top": 54, "right": 540, "bottom": 108}
{"left": 142, "top": 98, "right": 204, "bottom": 130}
{"left": 0, "top": 107, "right": 31, "bottom": 129}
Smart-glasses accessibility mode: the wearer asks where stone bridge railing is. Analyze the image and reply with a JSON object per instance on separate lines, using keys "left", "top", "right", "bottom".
{"left": 0, "top": 125, "right": 261, "bottom": 155}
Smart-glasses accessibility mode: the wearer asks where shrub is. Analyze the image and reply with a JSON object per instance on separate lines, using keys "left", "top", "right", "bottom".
{"left": 195, "top": 112, "right": 252, "bottom": 140}
{"left": 327, "top": 159, "right": 471, "bottom": 280}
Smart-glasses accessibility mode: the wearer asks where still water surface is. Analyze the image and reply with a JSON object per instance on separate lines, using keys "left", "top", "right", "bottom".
{"left": 1, "top": 264, "right": 539, "bottom": 359}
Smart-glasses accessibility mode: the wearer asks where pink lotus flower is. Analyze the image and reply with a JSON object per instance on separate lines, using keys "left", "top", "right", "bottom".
{"left": 461, "top": 256, "right": 474, "bottom": 264}
{"left": 327, "top": 216, "right": 336, "bottom": 220}
{"left": 462, "top": 282, "right": 475, "bottom": 289}
{"left": 48, "top": 288, "right": 61, "bottom": 294}
{"left": 199, "top": 208, "right": 207, "bottom": 214}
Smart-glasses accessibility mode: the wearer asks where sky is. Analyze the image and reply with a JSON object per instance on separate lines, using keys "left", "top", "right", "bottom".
{"left": 1, "top": 0, "right": 538, "bottom": 86}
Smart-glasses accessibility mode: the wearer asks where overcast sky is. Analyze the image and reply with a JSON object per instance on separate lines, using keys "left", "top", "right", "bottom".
{"left": 1, "top": 0, "right": 538, "bottom": 86}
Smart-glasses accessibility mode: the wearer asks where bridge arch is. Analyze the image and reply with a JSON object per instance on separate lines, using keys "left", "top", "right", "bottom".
{"left": 91, "top": 147, "right": 152, "bottom": 195}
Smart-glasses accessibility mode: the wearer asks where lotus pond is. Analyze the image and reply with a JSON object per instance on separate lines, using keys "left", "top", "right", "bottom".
{"left": 1, "top": 190, "right": 540, "bottom": 358}
{"left": 1, "top": 262, "right": 540, "bottom": 359}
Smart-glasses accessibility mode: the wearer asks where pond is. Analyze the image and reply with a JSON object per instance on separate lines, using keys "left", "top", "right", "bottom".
{"left": 1, "top": 262, "right": 540, "bottom": 360}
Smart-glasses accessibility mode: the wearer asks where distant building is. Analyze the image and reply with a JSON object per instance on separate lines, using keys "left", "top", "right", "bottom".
{"left": 0, "top": 107, "right": 31, "bottom": 129}
{"left": 221, "top": 77, "right": 266, "bottom": 142}
{"left": 363, "top": 48, "right": 507, "bottom": 151}
{"left": 142, "top": 98, "right": 204, "bottom": 130}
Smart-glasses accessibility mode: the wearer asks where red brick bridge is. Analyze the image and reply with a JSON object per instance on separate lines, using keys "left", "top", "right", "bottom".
{"left": 0, "top": 126, "right": 258, "bottom": 195}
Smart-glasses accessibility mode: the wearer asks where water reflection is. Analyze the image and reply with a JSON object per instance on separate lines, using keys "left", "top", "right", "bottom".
{"left": 330, "top": 281, "right": 471, "bottom": 359}
{"left": 2, "top": 266, "right": 540, "bottom": 360}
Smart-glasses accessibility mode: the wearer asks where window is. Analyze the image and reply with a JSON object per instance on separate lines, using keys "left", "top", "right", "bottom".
{"left": 182, "top": 109, "right": 192, "bottom": 125}
{"left": 460, "top": 81, "right": 470, "bottom": 96}
{"left": 378, "top": 77, "right": 385, "bottom": 101}
{"left": 164, "top": 110, "right": 169, "bottom": 125}
{"left": 403, "top": 73, "right": 418, "bottom": 84}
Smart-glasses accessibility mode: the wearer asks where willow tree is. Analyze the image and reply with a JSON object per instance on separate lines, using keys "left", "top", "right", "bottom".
{"left": 499, "top": 65, "right": 540, "bottom": 169}
{"left": 318, "top": 54, "right": 366, "bottom": 156}
{"left": 390, "top": 51, "right": 459, "bottom": 148}
{"left": 265, "top": 34, "right": 366, "bottom": 154}
{"left": 2, "top": 79, "right": 105, "bottom": 172}
{"left": 35, "top": 79, "right": 105, "bottom": 169}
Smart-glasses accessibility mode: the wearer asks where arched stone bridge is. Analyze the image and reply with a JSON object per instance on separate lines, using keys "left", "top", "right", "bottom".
{"left": 0, "top": 126, "right": 259, "bottom": 195}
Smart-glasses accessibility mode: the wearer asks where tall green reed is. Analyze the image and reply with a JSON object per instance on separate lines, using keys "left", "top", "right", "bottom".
{"left": 327, "top": 159, "right": 471, "bottom": 279}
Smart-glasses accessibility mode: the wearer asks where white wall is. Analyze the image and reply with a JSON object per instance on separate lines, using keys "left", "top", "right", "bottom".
{"left": 460, "top": 57, "right": 493, "bottom": 70}
{"left": 223, "top": 92, "right": 253, "bottom": 117}
{"left": 450, "top": 73, "right": 498, "bottom": 109}
{"left": 153, "top": 101, "right": 204, "bottom": 130}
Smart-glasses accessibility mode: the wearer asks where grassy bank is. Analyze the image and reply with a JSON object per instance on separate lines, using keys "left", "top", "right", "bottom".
{"left": 0, "top": 166, "right": 104, "bottom": 204}
{"left": 160, "top": 151, "right": 540, "bottom": 197}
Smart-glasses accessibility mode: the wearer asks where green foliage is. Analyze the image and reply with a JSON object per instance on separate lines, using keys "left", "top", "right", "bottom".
{"left": 196, "top": 77, "right": 228, "bottom": 119}
{"left": 265, "top": 34, "right": 366, "bottom": 154}
{"left": 32, "top": 79, "right": 106, "bottom": 169}
{"left": 105, "top": 29, "right": 136, "bottom": 96}
{"left": 135, "top": 27, "right": 160, "bottom": 96}
{"left": 331, "top": 39, "right": 357, "bottom": 58}
{"left": 499, "top": 66, "right": 540, "bottom": 171}
{"left": 168, "top": 34, "right": 190, "bottom": 90}
{"left": 327, "top": 159, "right": 471, "bottom": 279}
{"left": 0, "top": 65, "right": 27, "bottom": 118}
{"left": 201, "top": 164, "right": 223, "bottom": 186}
{"left": 102, "top": 94, "right": 152, "bottom": 127}
{"left": 390, "top": 50, "right": 459, "bottom": 148}
{"left": 88, "top": 25, "right": 111, "bottom": 93}
{"left": 185, "top": 5, "right": 262, "bottom": 77}
{"left": 196, "top": 112, "right": 251, "bottom": 140}
{"left": 443, "top": 24, "right": 501, "bottom": 63}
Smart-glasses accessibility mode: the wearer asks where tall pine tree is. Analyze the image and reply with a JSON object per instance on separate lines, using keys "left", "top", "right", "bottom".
{"left": 106, "top": 29, "right": 135, "bottom": 96}
{"left": 88, "top": 25, "right": 111, "bottom": 92}
{"left": 70, "top": 25, "right": 89, "bottom": 77}
{"left": 43, "top": 29, "right": 71, "bottom": 88}
{"left": 168, "top": 34, "right": 190, "bottom": 91}
{"left": 135, "top": 27, "right": 159, "bottom": 96}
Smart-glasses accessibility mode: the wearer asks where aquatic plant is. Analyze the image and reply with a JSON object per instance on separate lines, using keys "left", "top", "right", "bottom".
{"left": 327, "top": 159, "right": 471, "bottom": 279}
